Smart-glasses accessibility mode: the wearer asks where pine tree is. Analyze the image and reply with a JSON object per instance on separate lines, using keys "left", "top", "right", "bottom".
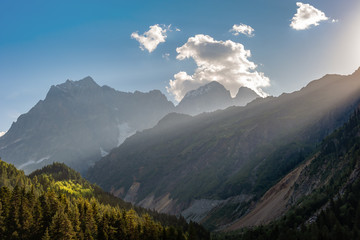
{"left": 69, "top": 202, "right": 82, "bottom": 240}
{"left": 8, "top": 186, "right": 21, "bottom": 239}
{"left": 80, "top": 200, "right": 97, "bottom": 239}
{"left": 49, "top": 207, "right": 76, "bottom": 240}
{"left": 0, "top": 202, "right": 5, "bottom": 239}
{"left": 19, "top": 188, "right": 34, "bottom": 239}
{"left": 41, "top": 228, "right": 50, "bottom": 240}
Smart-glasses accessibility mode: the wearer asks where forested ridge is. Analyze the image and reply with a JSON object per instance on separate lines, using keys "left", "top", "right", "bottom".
{"left": 0, "top": 161, "right": 209, "bottom": 240}
{"left": 213, "top": 109, "right": 360, "bottom": 239}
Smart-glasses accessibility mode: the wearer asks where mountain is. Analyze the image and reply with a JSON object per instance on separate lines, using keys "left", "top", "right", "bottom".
{"left": 214, "top": 107, "right": 360, "bottom": 239}
{"left": 0, "top": 77, "right": 259, "bottom": 175}
{"left": 175, "top": 81, "right": 260, "bottom": 115}
{"left": 0, "top": 77, "right": 174, "bottom": 174}
{"left": 233, "top": 87, "right": 260, "bottom": 106}
{"left": 176, "top": 81, "right": 232, "bottom": 115}
{"left": 86, "top": 68, "right": 360, "bottom": 227}
{"left": 0, "top": 159, "right": 210, "bottom": 239}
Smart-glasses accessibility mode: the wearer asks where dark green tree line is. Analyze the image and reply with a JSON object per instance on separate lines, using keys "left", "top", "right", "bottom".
{"left": 0, "top": 160, "right": 209, "bottom": 240}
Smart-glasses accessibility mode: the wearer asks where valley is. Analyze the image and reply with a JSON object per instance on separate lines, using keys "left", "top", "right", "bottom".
{"left": 1, "top": 68, "right": 360, "bottom": 240}
{"left": 2, "top": 1, "right": 360, "bottom": 239}
{"left": 87, "top": 68, "right": 360, "bottom": 230}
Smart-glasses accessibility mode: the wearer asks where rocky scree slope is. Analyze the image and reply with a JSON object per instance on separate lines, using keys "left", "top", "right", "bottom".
{"left": 215, "top": 107, "right": 360, "bottom": 239}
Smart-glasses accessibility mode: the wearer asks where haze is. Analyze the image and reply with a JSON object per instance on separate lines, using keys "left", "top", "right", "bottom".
{"left": 1, "top": 0, "right": 360, "bottom": 132}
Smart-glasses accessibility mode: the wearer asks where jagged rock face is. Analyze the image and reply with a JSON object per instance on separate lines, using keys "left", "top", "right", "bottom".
{"left": 0, "top": 77, "right": 175, "bottom": 174}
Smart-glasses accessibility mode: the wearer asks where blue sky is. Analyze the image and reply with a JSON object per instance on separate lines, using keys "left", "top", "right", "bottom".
{"left": 1, "top": 0, "right": 360, "bottom": 132}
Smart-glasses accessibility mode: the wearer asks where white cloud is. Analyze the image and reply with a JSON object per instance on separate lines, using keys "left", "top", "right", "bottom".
{"left": 0, "top": 131, "right": 6, "bottom": 138}
{"left": 332, "top": 19, "right": 339, "bottom": 23}
{"left": 162, "top": 53, "right": 170, "bottom": 60}
{"left": 175, "top": 28, "right": 181, "bottom": 32}
{"left": 290, "top": 2, "right": 328, "bottom": 30}
{"left": 166, "top": 34, "right": 270, "bottom": 102}
{"left": 131, "top": 24, "right": 169, "bottom": 53}
{"left": 230, "top": 23, "right": 254, "bottom": 37}
{"left": 167, "top": 72, "right": 198, "bottom": 102}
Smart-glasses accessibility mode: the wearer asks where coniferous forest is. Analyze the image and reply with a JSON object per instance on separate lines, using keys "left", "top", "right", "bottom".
{"left": 0, "top": 161, "right": 210, "bottom": 240}
{"left": 2, "top": 105, "right": 360, "bottom": 240}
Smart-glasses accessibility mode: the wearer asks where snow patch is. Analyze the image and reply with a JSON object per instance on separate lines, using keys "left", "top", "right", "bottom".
{"left": 12, "top": 138, "right": 22, "bottom": 144}
{"left": 0, "top": 138, "right": 22, "bottom": 150}
{"left": 0, "top": 131, "right": 6, "bottom": 138}
{"left": 117, "top": 123, "right": 136, "bottom": 147}
{"left": 18, "top": 155, "right": 51, "bottom": 170}
{"left": 100, "top": 147, "right": 109, "bottom": 157}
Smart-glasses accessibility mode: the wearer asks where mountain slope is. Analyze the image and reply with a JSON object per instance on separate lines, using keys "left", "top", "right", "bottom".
{"left": 215, "top": 107, "right": 360, "bottom": 239}
{"left": 0, "top": 77, "right": 174, "bottom": 174}
{"left": 87, "top": 68, "right": 360, "bottom": 224}
{"left": 226, "top": 156, "right": 314, "bottom": 229}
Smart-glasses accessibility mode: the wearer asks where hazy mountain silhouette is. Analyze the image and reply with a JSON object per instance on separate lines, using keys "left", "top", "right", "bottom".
{"left": 175, "top": 81, "right": 260, "bottom": 115}
{"left": 0, "top": 78, "right": 261, "bottom": 174}
{"left": 0, "top": 77, "right": 174, "bottom": 173}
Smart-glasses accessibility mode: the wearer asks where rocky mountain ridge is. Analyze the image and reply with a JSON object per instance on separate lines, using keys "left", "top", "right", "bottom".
{"left": 0, "top": 77, "right": 175, "bottom": 173}
{"left": 87, "top": 68, "right": 360, "bottom": 229}
{"left": 176, "top": 81, "right": 260, "bottom": 115}
{"left": 0, "top": 77, "right": 258, "bottom": 174}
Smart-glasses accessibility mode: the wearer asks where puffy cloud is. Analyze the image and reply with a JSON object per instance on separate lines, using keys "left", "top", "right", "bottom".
{"left": 290, "top": 2, "right": 328, "bottom": 30}
{"left": 162, "top": 53, "right": 170, "bottom": 60}
{"left": 166, "top": 34, "right": 270, "bottom": 102}
{"left": 131, "top": 24, "right": 169, "bottom": 53}
{"left": 230, "top": 23, "right": 254, "bottom": 37}
{"left": 167, "top": 72, "right": 199, "bottom": 102}
{"left": 0, "top": 131, "right": 6, "bottom": 138}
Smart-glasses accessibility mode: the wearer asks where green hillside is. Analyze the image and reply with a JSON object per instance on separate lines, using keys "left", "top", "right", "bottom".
{"left": 0, "top": 160, "right": 209, "bottom": 240}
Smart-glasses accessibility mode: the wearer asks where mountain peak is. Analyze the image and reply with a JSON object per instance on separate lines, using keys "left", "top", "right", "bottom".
{"left": 236, "top": 86, "right": 258, "bottom": 97}
{"left": 353, "top": 66, "right": 360, "bottom": 76}
{"left": 62, "top": 76, "right": 99, "bottom": 89}
{"left": 46, "top": 77, "right": 100, "bottom": 100}
{"left": 176, "top": 81, "right": 232, "bottom": 115}
{"left": 233, "top": 86, "right": 260, "bottom": 106}
{"left": 183, "top": 81, "right": 228, "bottom": 99}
